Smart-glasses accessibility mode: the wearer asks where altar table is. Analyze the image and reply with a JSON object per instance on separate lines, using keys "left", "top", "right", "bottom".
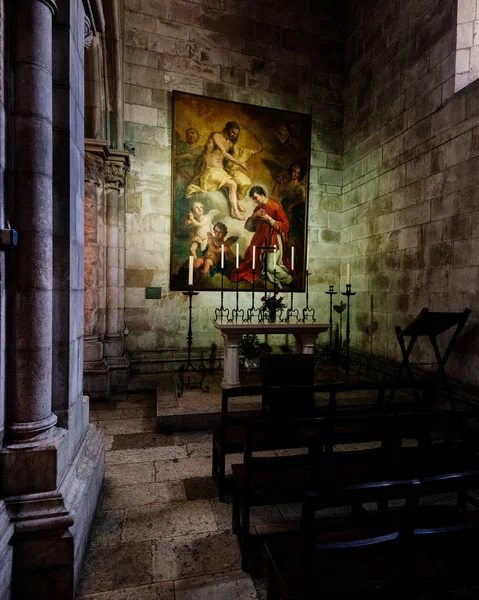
{"left": 213, "top": 321, "right": 329, "bottom": 388}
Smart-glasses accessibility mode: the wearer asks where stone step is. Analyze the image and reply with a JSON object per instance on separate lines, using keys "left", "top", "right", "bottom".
{"left": 156, "top": 369, "right": 262, "bottom": 432}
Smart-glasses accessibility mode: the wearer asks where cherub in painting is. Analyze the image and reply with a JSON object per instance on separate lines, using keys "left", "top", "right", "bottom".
{"left": 184, "top": 201, "right": 219, "bottom": 257}
{"left": 195, "top": 222, "right": 238, "bottom": 277}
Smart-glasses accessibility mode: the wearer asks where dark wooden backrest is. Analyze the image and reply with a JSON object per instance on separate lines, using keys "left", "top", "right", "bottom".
{"left": 242, "top": 416, "right": 323, "bottom": 482}
{"left": 262, "top": 354, "right": 316, "bottom": 418}
{"left": 219, "top": 384, "right": 263, "bottom": 436}
{"left": 298, "top": 486, "right": 412, "bottom": 589}
{"left": 407, "top": 473, "right": 479, "bottom": 588}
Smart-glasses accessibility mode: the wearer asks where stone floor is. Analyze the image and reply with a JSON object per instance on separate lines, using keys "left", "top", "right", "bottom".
{"left": 77, "top": 386, "right": 267, "bottom": 600}
{"left": 77, "top": 365, "right": 479, "bottom": 600}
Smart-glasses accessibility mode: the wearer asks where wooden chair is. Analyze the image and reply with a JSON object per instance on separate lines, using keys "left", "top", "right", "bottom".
{"left": 212, "top": 377, "right": 471, "bottom": 501}
{"left": 402, "top": 470, "right": 479, "bottom": 598}
{"left": 262, "top": 354, "right": 316, "bottom": 418}
{"left": 211, "top": 385, "right": 263, "bottom": 501}
{"left": 212, "top": 354, "right": 315, "bottom": 501}
{"left": 231, "top": 416, "right": 323, "bottom": 570}
{"left": 264, "top": 470, "right": 479, "bottom": 599}
{"left": 390, "top": 307, "right": 471, "bottom": 408}
{"left": 264, "top": 483, "right": 413, "bottom": 599}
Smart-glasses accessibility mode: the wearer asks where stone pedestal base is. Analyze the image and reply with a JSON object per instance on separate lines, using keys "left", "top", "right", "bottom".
{"left": 106, "top": 353, "right": 130, "bottom": 395}
{"left": 5, "top": 425, "right": 104, "bottom": 599}
{"left": 0, "top": 502, "right": 14, "bottom": 600}
{"left": 83, "top": 359, "right": 110, "bottom": 399}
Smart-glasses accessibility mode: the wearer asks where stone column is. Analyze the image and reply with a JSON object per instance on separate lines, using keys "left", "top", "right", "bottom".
{"left": 9, "top": 0, "right": 58, "bottom": 443}
{"left": 83, "top": 140, "right": 110, "bottom": 398}
{"left": 103, "top": 151, "right": 130, "bottom": 394}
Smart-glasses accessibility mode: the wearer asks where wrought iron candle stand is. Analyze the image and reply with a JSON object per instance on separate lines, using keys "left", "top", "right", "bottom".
{"left": 246, "top": 270, "right": 261, "bottom": 323}
{"left": 316, "top": 285, "right": 340, "bottom": 379}
{"left": 325, "top": 285, "right": 338, "bottom": 345}
{"left": 177, "top": 285, "right": 209, "bottom": 398}
{"left": 341, "top": 283, "right": 356, "bottom": 371}
{"left": 214, "top": 268, "right": 230, "bottom": 323}
{"left": 284, "top": 270, "right": 299, "bottom": 323}
{"left": 302, "top": 270, "right": 316, "bottom": 323}
{"left": 228, "top": 268, "right": 245, "bottom": 323}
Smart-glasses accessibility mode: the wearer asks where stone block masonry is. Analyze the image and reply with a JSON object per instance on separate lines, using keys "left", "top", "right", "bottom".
{"left": 123, "top": 0, "right": 346, "bottom": 364}
{"left": 343, "top": 0, "right": 479, "bottom": 388}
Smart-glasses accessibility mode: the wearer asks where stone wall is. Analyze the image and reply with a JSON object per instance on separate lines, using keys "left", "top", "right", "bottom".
{"left": 343, "top": 0, "right": 479, "bottom": 388}
{"left": 123, "top": 0, "right": 346, "bottom": 361}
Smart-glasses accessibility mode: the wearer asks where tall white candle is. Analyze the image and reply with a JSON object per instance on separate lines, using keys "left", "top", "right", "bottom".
{"left": 252, "top": 246, "right": 256, "bottom": 270}
{"left": 273, "top": 246, "right": 277, "bottom": 269}
{"left": 188, "top": 255, "right": 194, "bottom": 286}
{"left": 306, "top": 248, "right": 309, "bottom": 271}
{"left": 291, "top": 246, "right": 295, "bottom": 271}
{"left": 221, "top": 244, "right": 224, "bottom": 269}
{"left": 346, "top": 263, "right": 351, "bottom": 285}
{"left": 236, "top": 242, "right": 239, "bottom": 269}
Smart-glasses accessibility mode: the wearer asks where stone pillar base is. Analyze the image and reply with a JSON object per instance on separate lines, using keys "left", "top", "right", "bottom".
{"left": 103, "top": 334, "right": 124, "bottom": 359}
{"left": 5, "top": 425, "right": 104, "bottom": 599}
{"left": 83, "top": 359, "right": 110, "bottom": 400}
{"left": 0, "top": 502, "right": 14, "bottom": 600}
{"left": 106, "top": 353, "right": 130, "bottom": 395}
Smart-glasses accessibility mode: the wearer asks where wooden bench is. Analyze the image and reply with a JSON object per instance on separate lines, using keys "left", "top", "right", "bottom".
{"left": 211, "top": 384, "right": 263, "bottom": 501}
{"left": 231, "top": 417, "right": 322, "bottom": 570}
{"left": 213, "top": 377, "right": 456, "bottom": 501}
{"left": 231, "top": 409, "right": 475, "bottom": 571}
{"left": 264, "top": 470, "right": 479, "bottom": 599}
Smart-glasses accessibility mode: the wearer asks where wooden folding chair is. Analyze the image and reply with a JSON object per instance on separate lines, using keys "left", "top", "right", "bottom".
{"left": 389, "top": 308, "right": 471, "bottom": 408}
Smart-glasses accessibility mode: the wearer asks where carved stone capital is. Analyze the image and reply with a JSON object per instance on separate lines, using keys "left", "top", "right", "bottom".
{"left": 85, "top": 152, "right": 104, "bottom": 185}
{"left": 84, "top": 14, "right": 94, "bottom": 50}
{"left": 104, "top": 156, "right": 130, "bottom": 191}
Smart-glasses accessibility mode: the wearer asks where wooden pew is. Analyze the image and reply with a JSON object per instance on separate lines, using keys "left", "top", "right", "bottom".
{"left": 231, "top": 417, "right": 322, "bottom": 570}
{"left": 264, "top": 470, "right": 479, "bottom": 599}
{"left": 265, "top": 486, "right": 410, "bottom": 600}
{"left": 212, "top": 385, "right": 263, "bottom": 501}
{"left": 213, "top": 377, "right": 461, "bottom": 501}
{"left": 231, "top": 409, "right": 476, "bottom": 571}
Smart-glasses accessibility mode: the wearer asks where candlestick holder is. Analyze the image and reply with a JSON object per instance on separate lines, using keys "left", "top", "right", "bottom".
{"left": 177, "top": 286, "right": 209, "bottom": 398}
{"left": 302, "top": 270, "right": 316, "bottom": 323}
{"left": 246, "top": 269, "right": 261, "bottom": 323}
{"left": 315, "top": 285, "right": 340, "bottom": 380}
{"left": 341, "top": 283, "right": 356, "bottom": 370}
{"left": 284, "top": 270, "right": 299, "bottom": 323}
{"left": 228, "top": 268, "right": 245, "bottom": 323}
{"left": 214, "top": 268, "right": 230, "bottom": 323}
{"left": 325, "top": 285, "right": 338, "bottom": 346}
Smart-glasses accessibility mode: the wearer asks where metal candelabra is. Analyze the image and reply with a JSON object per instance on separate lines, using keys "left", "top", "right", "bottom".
{"left": 177, "top": 286, "right": 209, "bottom": 398}
{"left": 325, "top": 285, "right": 338, "bottom": 345}
{"left": 214, "top": 268, "right": 230, "bottom": 323}
{"left": 341, "top": 283, "right": 356, "bottom": 369}
{"left": 246, "top": 269, "right": 261, "bottom": 322}
{"left": 302, "top": 270, "right": 316, "bottom": 323}
{"left": 229, "top": 268, "right": 245, "bottom": 323}
{"left": 285, "top": 270, "right": 299, "bottom": 323}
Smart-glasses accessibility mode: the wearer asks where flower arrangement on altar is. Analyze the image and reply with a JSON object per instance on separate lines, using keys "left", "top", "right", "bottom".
{"left": 260, "top": 292, "right": 285, "bottom": 323}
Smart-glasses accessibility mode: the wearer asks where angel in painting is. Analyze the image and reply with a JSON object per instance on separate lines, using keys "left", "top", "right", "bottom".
{"left": 184, "top": 201, "right": 220, "bottom": 257}
{"left": 270, "top": 162, "right": 308, "bottom": 249}
{"left": 195, "top": 222, "right": 238, "bottom": 277}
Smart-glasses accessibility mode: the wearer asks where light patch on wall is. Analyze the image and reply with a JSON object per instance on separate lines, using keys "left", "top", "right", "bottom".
{"left": 455, "top": 0, "right": 479, "bottom": 91}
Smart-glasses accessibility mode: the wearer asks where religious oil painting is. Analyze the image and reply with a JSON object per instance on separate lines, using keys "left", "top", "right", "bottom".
{"left": 170, "top": 90, "right": 312, "bottom": 292}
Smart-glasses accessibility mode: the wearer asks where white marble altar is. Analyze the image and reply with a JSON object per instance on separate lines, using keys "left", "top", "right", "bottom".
{"left": 214, "top": 321, "right": 329, "bottom": 388}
